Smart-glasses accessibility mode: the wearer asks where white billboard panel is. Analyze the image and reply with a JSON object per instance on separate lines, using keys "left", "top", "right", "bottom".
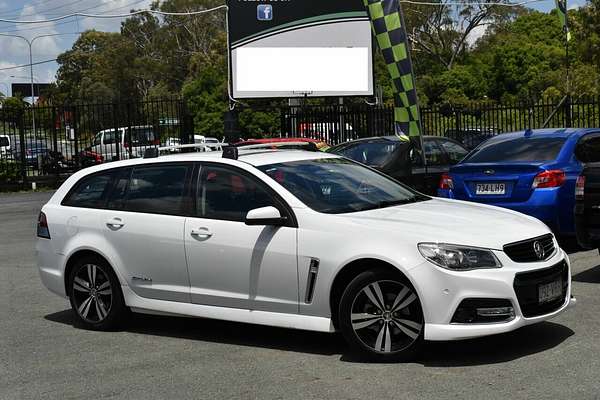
{"left": 228, "top": 1, "right": 373, "bottom": 99}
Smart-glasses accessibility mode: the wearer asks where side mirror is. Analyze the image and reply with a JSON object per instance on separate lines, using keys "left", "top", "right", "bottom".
{"left": 245, "top": 206, "right": 287, "bottom": 226}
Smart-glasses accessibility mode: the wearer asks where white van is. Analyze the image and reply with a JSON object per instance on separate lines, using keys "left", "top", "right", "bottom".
{"left": 90, "top": 126, "right": 158, "bottom": 161}
{"left": 0, "top": 135, "right": 11, "bottom": 158}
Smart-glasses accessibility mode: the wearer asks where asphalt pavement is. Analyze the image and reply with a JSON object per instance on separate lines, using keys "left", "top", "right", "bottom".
{"left": 1, "top": 191, "right": 599, "bottom": 400}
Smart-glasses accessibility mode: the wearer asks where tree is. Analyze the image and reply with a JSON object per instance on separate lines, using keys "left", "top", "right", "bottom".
{"left": 405, "top": 0, "right": 523, "bottom": 71}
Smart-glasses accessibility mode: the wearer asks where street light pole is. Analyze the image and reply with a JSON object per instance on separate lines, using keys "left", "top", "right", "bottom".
{"left": 0, "top": 82, "right": 8, "bottom": 97}
{"left": 0, "top": 32, "right": 80, "bottom": 136}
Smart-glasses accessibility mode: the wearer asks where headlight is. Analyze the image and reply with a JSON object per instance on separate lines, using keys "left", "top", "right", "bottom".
{"left": 418, "top": 243, "right": 502, "bottom": 271}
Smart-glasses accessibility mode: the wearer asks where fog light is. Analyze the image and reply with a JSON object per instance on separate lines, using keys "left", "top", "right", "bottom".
{"left": 476, "top": 307, "right": 515, "bottom": 318}
{"left": 451, "top": 298, "right": 515, "bottom": 324}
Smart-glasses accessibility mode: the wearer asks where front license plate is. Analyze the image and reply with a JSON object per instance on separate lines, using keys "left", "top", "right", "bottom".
{"left": 538, "top": 280, "right": 562, "bottom": 304}
{"left": 476, "top": 183, "right": 506, "bottom": 195}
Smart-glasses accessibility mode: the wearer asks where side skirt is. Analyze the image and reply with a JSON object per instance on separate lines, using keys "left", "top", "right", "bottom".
{"left": 122, "top": 286, "right": 336, "bottom": 333}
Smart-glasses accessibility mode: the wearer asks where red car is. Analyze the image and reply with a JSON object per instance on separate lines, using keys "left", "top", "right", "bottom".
{"left": 233, "top": 137, "right": 330, "bottom": 151}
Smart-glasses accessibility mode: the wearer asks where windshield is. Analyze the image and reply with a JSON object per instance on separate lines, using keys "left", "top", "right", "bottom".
{"left": 258, "top": 158, "right": 428, "bottom": 214}
{"left": 463, "top": 137, "right": 566, "bottom": 163}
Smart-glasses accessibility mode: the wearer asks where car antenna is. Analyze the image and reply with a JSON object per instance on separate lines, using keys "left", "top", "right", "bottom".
{"left": 524, "top": 128, "right": 533, "bottom": 137}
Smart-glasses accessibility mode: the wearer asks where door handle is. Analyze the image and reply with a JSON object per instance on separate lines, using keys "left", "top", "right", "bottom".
{"left": 191, "top": 227, "right": 213, "bottom": 239}
{"left": 106, "top": 217, "right": 125, "bottom": 230}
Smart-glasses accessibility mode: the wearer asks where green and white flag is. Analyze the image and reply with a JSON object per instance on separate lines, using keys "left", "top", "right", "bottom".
{"left": 555, "top": 0, "right": 571, "bottom": 41}
{"left": 363, "top": 0, "right": 422, "bottom": 141}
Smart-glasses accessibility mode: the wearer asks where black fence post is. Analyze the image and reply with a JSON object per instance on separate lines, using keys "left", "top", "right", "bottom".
{"left": 17, "top": 109, "right": 27, "bottom": 184}
{"left": 126, "top": 102, "right": 133, "bottom": 159}
{"left": 112, "top": 103, "right": 120, "bottom": 161}
{"left": 182, "top": 100, "right": 194, "bottom": 144}
{"left": 72, "top": 106, "right": 80, "bottom": 169}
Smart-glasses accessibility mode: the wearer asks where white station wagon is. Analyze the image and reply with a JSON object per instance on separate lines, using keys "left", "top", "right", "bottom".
{"left": 37, "top": 146, "right": 575, "bottom": 361}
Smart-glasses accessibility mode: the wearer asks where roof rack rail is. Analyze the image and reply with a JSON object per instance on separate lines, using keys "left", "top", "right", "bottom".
{"left": 144, "top": 142, "right": 228, "bottom": 158}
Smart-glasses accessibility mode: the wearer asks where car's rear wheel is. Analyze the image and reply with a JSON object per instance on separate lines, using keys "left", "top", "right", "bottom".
{"left": 68, "top": 256, "right": 127, "bottom": 330}
{"left": 339, "top": 268, "right": 424, "bottom": 362}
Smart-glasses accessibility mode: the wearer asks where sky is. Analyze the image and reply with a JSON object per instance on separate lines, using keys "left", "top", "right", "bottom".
{"left": 0, "top": 0, "right": 586, "bottom": 98}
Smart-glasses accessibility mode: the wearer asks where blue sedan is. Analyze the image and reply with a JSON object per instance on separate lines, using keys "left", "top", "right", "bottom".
{"left": 437, "top": 128, "right": 600, "bottom": 236}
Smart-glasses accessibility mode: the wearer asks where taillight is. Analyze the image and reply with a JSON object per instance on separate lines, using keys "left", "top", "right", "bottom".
{"left": 123, "top": 142, "right": 129, "bottom": 149}
{"left": 576, "top": 175, "right": 585, "bottom": 200}
{"left": 532, "top": 170, "right": 565, "bottom": 189}
{"left": 439, "top": 173, "right": 454, "bottom": 190}
{"left": 37, "top": 211, "right": 50, "bottom": 239}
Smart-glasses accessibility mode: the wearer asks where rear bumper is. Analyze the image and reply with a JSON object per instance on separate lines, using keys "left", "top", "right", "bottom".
{"left": 36, "top": 238, "right": 67, "bottom": 298}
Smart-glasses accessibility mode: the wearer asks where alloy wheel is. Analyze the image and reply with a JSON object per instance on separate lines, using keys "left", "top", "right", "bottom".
{"left": 350, "top": 280, "right": 423, "bottom": 354}
{"left": 71, "top": 264, "right": 113, "bottom": 323}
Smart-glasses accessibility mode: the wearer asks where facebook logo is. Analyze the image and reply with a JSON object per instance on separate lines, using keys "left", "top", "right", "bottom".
{"left": 257, "top": 4, "right": 273, "bottom": 21}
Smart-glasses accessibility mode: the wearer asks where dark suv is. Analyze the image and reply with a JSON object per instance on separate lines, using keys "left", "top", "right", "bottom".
{"left": 328, "top": 136, "right": 469, "bottom": 195}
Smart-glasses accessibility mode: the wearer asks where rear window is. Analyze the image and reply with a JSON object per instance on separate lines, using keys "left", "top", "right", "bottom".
{"left": 63, "top": 172, "right": 113, "bottom": 208}
{"left": 0, "top": 137, "right": 9, "bottom": 147}
{"left": 463, "top": 137, "right": 566, "bottom": 163}
{"left": 336, "top": 141, "right": 402, "bottom": 167}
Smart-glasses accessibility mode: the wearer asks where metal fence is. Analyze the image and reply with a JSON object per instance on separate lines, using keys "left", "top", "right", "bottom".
{"left": 1, "top": 96, "right": 600, "bottom": 189}
{"left": 0, "top": 98, "right": 193, "bottom": 189}
{"left": 281, "top": 96, "right": 600, "bottom": 145}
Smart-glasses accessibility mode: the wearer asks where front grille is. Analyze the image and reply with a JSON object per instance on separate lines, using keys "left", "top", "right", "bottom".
{"left": 503, "top": 234, "right": 555, "bottom": 263}
{"left": 513, "top": 260, "right": 569, "bottom": 318}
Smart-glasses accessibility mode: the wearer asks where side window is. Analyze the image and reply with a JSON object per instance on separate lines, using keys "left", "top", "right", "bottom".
{"left": 576, "top": 136, "right": 600, "bottom": 163}
{"left": 93, "top": 133, "right": 102, "bottom": 146}
{"left": 198, "top": 165, "right": 278, "bottom": 222}
{"left": 123, "top": 165, "right": 189, "bottom": 215}
{"left": 423, "top": 139, "right": 445, "bottom": 166}
{"left": 63, "top": 172, "right": 113, "bottom": 208}
{"left": 438, "top": 139, "right": 468, "bottom": 164}
{"left": 106, "top": 168, "right": 131, "bottom": 210}
{"left": 103, "top": 131, "right": 115, "bottom": 145}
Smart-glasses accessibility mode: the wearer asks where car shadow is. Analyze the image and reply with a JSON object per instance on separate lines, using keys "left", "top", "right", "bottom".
{"left": 416, "top": 322, "right": 574, "bottom": 367}
{"left": 573, "top": 264, "right": 600, "bottom": 283}
{"left": 45, "top": 310, "right": 573, "bottom": 366}
{"left": 44, "top": 309, "right": 344, "bottom": 356}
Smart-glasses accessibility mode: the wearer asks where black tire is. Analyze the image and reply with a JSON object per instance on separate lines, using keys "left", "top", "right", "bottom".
{"left": 67, "top": 255, "right": 128, "bottom": 330}
{"left": 339, "top": 268, "right": 424, "bottom": 362}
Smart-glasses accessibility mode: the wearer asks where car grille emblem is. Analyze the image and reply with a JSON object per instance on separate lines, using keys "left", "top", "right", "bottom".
{"left": 484, "top": 169, "right": 495, "bottom": 175}
{"left": 533, "top": 241, "right": 545, "bottom": 260}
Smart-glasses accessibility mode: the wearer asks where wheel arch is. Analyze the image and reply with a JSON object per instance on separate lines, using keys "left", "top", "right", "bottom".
{"left": 63, "top": 249, "right": 118, "bottom": 296}
{"left": 329, "top": 258, "right": 416, "bottom": 330}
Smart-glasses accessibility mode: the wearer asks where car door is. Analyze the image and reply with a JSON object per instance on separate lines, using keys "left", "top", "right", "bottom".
{"left": 184, "top": 162, "right": 298, "bottom": 314}
{"left": 412, "top": 138, "right": 447, "bottom": 194}
{"left": 100, "top": 163, "right": 193, "bottom": 303}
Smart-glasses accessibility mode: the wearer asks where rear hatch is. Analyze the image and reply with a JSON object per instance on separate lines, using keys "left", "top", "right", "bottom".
{"left": 448, "top": 135, "right": 567, "bottom": 203}
{"left": 575, "top": 162, "right": 600, "bottom": 248}
{"left": 451, "top": 162, "right": 545, "bottom": 203}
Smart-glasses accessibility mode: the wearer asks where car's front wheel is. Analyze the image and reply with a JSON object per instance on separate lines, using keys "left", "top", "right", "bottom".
{"left": 67, "top": 256, "right": 127, "bottom": 330}
{"left": 339, "top": 268, "right": 424, "bottom": 362}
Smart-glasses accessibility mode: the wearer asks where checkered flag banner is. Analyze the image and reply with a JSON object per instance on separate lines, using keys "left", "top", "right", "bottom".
{"left": 364, "top": 0, "right": 422, "bottom": 140}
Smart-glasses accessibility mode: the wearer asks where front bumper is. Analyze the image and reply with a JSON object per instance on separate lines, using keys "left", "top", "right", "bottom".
{"left": 409, "top": 247, "right": 573, "bottom": 341}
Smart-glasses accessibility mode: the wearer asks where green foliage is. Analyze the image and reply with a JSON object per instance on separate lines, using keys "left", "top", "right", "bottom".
{"left": 50, "top": 0, "right": 600, "bottom": 116}
{"left": 0, "top": 162, "right": 22, "bottom": 183}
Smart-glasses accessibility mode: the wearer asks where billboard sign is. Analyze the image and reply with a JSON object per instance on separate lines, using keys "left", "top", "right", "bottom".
{"left": 11, "top": 83, "right": 52, "bottom": 98}
{"left": 227, "top": 0, "right": 374, "bottom": 99}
